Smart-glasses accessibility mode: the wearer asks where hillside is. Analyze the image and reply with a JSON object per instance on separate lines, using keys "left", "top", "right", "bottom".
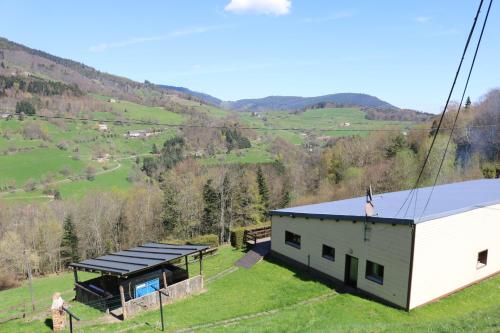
{"left": 223, "top": 93, "right": 399, "bottom": 112}
{"left": 159, "top": 84, "right": 223, "bottom": 106}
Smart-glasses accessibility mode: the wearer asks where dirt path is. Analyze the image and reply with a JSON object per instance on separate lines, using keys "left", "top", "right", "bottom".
{"left": 0, "top": 153, "right": 154, "bottom": 197}
{"left": 171, "top": 292, "right": 337, "bottom": 333}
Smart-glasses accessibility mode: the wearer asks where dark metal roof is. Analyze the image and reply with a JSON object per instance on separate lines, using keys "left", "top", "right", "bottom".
{"left": 70, "top": 243, "right": 208, "bottom": 277}
{"left": 271, "top": 179, "right": 500, "bottom": 225}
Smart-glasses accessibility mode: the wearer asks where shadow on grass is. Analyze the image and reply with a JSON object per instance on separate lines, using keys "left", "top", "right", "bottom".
{"left": 44, "top": 318, "right": 53, "bottom": 329}
{"left": 262, "top": 251, "right": 403, "bottom": 310}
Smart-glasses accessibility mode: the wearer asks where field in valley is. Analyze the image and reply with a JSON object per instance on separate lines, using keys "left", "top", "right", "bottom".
{"left": 0, "top": 94, "right": 418, "bottom": 203}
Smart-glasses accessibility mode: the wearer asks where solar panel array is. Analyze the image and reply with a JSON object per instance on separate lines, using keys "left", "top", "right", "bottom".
{"left": 70, "top": 243, "right": 208, "bottom": 276}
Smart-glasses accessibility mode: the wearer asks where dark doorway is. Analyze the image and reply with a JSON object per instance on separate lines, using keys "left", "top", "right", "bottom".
{"left": 344, "top": 255, "right": 359, "bottom": 287}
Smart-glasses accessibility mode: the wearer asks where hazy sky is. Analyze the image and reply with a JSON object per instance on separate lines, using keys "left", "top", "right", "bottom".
{"left": 0, "top": 0, "right": 498, "bottom": 113}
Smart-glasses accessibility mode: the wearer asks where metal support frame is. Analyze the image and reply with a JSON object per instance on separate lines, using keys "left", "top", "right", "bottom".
{"left": 151, "top": 285, "right": 169, "bottom": 331}
{"left": 185, "top": 255, "right": 189, "bottom": 277}
{"left": 62, "top": 306, "right": 80, "bottom": 333}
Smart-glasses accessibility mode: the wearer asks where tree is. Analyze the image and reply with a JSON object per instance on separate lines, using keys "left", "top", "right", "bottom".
{"left": 162, "top": 184, "right": 180, "bottom": 234}
{"left": 385, "top": 134, "right": 407, "bottom": 157}
{"left": 60, "top": 215, "right": 79, "bottom": 266}
{"left": 465, "top": 96, "right": 472, "bottom": 109}
{"left": 201, "top": 179, "right": 219, "bottom": 235}
{"left": 152, "top": 143, "right": 159, "bottom": 154}
{"left": 256, "top": 166, "right": 270, "bottom": 215}
{"left": 141, "top": 156, "right": 157, "bottom": 177}
{"left": 160, "top": 136, "right": 185, "bottom": 169}
{"left": 15, "top": 100, "right": 36, "bottom": 116}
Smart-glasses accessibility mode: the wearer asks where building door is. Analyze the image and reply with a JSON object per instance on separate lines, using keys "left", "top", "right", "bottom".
{"left": 344, "top": 255, "right": 359, "bottom": 287}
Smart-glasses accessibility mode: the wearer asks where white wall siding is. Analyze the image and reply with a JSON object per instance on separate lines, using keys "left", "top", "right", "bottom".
{"left": 271, "top": 216, "right": 413, "bottom": 308}
{"left": 409, "top": 204, "right": 500, "bottom": 309}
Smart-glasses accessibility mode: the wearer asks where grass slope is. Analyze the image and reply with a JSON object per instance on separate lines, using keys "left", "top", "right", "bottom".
{"left": 1, "top": 246, "right": 498, "bottom": 333}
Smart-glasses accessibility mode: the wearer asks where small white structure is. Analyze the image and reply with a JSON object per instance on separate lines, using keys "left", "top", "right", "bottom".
{"left": 126, "top": 130, "right": 147, "bottom": 138}
{"left": 270, "top": 179, "right": 500, "bottom": 310}
{"left": 343, "top": 122, "right": 351, "bottom": 127}
{"left": 109, "top": 98, "right": 117, "bottom": 103}
{"left": 98, "top": 123, "right": 108, "bottom": 131}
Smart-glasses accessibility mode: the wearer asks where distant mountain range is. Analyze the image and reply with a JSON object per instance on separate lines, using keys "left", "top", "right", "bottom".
{"left": 222, "top": 93, "right": 398, "bottom": 112}
{"left": 1, "top": 36, "right": 426, "bottom": 120}
{"left": 159, "top": 85, "right": 223, "bottom": 106}
{"left": 160, "top": 85, "right": 399, "bottom": 113}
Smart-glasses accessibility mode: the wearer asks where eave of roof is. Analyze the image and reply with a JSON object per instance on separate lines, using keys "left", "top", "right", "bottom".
{"left": 69, "top": 243, "right": 208, "bottom": 277}
{"left": 270, "top": 179, "right": 500, "bottom": 225}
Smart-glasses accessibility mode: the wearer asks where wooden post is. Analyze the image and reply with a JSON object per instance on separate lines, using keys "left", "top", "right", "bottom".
{"left": 185, "top": 256, "right": 189, "bottom": 277}
{"left": 119, "top": 285, "right": 127, "bottom": 320}
{"left": 199, "top": 251, "right": 203, "bottom": 276}
{"left": 162, "top": 268, "right": 168, "bottom": 288}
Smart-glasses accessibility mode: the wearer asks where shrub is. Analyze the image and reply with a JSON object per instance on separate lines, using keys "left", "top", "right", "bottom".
{"left": 230, "top": 227, "right": 246, "bottom": 249}
{"left": 481, "top": 163, "right": 499, "bottom": 179}
{"left": 187, "top": 234, "right": 219, "bottom": 248}
{"left": 0, "top": 271, "right": 19, "bottom": 291}
{"left": 15, "top": 100, "right": 36, "bottom": 115}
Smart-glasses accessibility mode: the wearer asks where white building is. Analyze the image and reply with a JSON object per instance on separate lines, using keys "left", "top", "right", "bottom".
{"left": 98, "top": 123, "right": 108, "bottom": 131}
{"left": 270, "top": 179, "right": 500, "bottom": 310}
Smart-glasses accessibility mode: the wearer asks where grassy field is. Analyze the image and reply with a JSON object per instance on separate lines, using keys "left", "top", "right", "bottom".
{"left": 239, "top": 108, "right": 414, "bottom": 144}
{"left": 1, "top": 245, "right": 498, "bottom": 333}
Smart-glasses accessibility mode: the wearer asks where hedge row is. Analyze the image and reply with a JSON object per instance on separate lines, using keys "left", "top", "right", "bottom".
{"left": 186, "top": 234, "right": 219, "bottom": 248}
{"left": 230, "top": 223, "right": 271, "bottom": 249}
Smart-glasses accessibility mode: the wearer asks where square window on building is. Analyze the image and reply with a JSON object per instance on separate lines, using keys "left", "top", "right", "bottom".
{"left": 477, "top": 250, "right": 488, "bottom": 268}
{"left": 285, "top": 231, "right": 301, "bottom": 249}
{"left": 322, "top": 244, "right": 335, "bottom": 261}
{"left": 366, "top": 260, "right": 384, "bottom": 285}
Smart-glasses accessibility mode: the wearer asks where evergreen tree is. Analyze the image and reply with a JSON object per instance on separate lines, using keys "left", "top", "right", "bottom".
{"left": 465, "top": 96, "right": 472, "bottom": 109}
{"left": 60, "top": 214, "right": 79, "bottom": 266}
{"left": 152, "top": 143, "right": 159, "bottom": 154}
{"left": 233, "top": 171, "right": 257, "bottom": 226}
{"left": 201, "top": 179, "right": 220, "bottom": 235}
{"left": 256, "top": 166, "right": 270, "bottom": 216}
{"left": 15, "top": 100, "right": 36, "bottom": 116}
{"left": 280, "top": 180, "right": 291, "bottom": 208}
{"left": 162, "top": 184, "right": 180, "bottom": 234}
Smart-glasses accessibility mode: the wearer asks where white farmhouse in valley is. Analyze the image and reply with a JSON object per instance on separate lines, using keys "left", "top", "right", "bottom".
{"left": 98, "top": 123, "right": 108, "bottom": 131}
{"left": 270, "top": 179, "right": 500, "bottom": 310}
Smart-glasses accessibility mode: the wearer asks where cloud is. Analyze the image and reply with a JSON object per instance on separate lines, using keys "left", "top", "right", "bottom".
{"left": 415, "top": 16, "right": 431, "bottom": 24}
{"left": 89, "top": 26, "right": 221, "bottom": 53}
{"left": 301, "top": 10, "right": 354, "bottom": 23}
{"left": 224, "top": 0, "right": 291, "bottom": 16}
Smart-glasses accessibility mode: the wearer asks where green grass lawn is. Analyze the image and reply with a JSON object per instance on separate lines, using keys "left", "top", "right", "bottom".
{"left": 0, "top": 147, "right": 86, "bottom": 188}
{"left": 239, "top": 108, "right": 414, "bottom": 144}
{"left": 201, "top": 146, "right": 274, "bottom": 165}
{"left": 1, "top": 245, "right": 498, "bottom": 333}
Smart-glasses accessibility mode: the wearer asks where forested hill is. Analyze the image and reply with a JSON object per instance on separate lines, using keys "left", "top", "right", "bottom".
{"left": 223, "top": 93, "right": 399, "bottom": 112}
{"left": 159, "top": 85, "right": 223, "bottom": 106}
{"left": 0, "top": 37, "right": 201, "bottom": 104}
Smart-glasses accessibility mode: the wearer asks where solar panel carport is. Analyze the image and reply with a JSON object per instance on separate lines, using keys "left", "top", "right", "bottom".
{"left": 70, "top": 243, "right": 209, "bottom": 317}
{"left": 70, "top": 243, "right": 208, "bottom": 277}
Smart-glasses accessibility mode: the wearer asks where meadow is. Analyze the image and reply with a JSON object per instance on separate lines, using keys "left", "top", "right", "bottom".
{"left": 0, "top": 245, "right": 498, "bottom": 333}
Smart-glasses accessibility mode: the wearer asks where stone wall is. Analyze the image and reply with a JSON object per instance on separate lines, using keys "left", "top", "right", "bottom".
{"left": 123, "top": 275, "right": 204, "bottom": 319}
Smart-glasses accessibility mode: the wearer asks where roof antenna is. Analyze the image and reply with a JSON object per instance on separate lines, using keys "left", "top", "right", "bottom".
{"left": 365, "top": 185, "right": 375, "bottom": 217}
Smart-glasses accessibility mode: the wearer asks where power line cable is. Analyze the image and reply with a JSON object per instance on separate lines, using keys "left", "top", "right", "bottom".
{"left": 418, "top": 0, "right": 494, "bottom": 220}
{"left": 396, "top": 0, "right": 486, "bottom": 217}
{"left": 1, "top": 111, "right": 497, "bottom": 134}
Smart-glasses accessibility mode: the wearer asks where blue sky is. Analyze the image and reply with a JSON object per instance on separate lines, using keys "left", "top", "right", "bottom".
{"left": 0, "top": 0, "right": 498, "bottom": 113}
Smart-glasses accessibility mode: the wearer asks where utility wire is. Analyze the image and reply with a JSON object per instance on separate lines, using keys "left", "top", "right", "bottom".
{"left": 418, "top": 0, "right": 494, "bottom": 220}
{"left": 1, "top": 111, "right": 497, "bottom": 134}
{"left": 396, "top": 0, "right": 486, "bottom": 218}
